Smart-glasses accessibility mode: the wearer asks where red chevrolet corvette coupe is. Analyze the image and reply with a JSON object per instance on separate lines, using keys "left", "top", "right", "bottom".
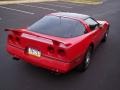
{"left": 5, "top": 12, "right": 109, "bottom": 73}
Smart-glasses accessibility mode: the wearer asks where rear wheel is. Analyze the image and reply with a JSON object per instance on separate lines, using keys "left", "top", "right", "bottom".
{"left": 78, "top": 46, "right": 93, "bottom": 72}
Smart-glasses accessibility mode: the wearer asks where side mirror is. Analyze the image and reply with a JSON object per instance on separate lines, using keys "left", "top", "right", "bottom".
{"left": 84, "top": 30, "right": 88, "bottom": 34}
{"left": 89, "top": 25, "right": 96, "bottom": 30}
{"left": 98, "top": 23, "right": 103, "bottom": 29}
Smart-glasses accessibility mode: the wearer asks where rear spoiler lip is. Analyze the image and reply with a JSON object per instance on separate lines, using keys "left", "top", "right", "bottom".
{"left": 5, "top": 28, "right": 26, "bottom": 31}
{"left": 5, "top": 28, "right": 72, "bottom": 47}
{"left": 24, "top": 32, "right": 72, "bottom": 47}
{"left": 22, "top": 29, "right": 72, "bottom": 47}
{"left": 5, "top": 28, "right": 23, "bottom": 32}
{"left": 5, "top": 28, "right": 14, "bottom": 32}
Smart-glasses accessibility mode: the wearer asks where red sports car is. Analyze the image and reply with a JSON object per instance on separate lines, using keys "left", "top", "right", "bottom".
{"left": 5, "top": 12, "right": 109, "bottom": 73}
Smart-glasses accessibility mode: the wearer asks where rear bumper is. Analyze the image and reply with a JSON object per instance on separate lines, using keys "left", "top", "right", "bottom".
{"left": 7, "top": 44, "right": 73, "bottom": 73}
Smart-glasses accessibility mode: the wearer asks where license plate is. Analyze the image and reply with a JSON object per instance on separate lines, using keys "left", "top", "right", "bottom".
{"left": 28, "top": 48, "right": 41, "bottom": 57}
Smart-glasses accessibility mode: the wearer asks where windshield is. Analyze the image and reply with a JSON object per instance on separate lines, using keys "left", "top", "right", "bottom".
{"left": 28, "top": 15, "right": 85, "bottom": 38}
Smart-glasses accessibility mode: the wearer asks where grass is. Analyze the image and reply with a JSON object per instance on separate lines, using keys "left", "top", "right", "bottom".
{"left": 0, "top": 0, "right": 21, "bottom": 1}
{"left": 66, "top": 0, "right": 100, "bottom": 2}
{"left": 0, "top": 0, "right": 100, "bottom": 1}
{"left": 0, "top": 0, "right": 102, "bottom": 5}
{"left": 63, "top": 0, "right": 101, "bottom": 4}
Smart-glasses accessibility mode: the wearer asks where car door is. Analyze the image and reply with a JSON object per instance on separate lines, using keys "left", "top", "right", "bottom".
{"left": 84, "top": 17, "right": 104, "bottom": 46}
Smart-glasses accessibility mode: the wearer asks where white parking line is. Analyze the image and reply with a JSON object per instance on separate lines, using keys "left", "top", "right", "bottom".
{"left": 0, "top": 6, "right": 34, "bottom": 15}
{"left": 17, "top": 4, "right": 57, "bottom": 11}
{"left": 40, "top": 3, "right": 73, "bottom": 8}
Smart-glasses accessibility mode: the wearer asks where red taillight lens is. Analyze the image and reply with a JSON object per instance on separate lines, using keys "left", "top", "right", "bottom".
{"left": 8, "top": 34, "right": 14, "bottom": 43}
{"left": 8, "top": 34, "right": 21, "bottom": 44}
{"left": 8, "top": 34, "right": 13, "bottom": 40}
{"left": 58, "top": 49, "right": 66, "bottom": 56}
{"left": 48, "top": 46, "right": 54, "bottom": 53}
{"left": 15, "top": 37, "right": 21, "bottom": 44}
{"left": 16, "top": 37, "right": 20, "bottom": 42}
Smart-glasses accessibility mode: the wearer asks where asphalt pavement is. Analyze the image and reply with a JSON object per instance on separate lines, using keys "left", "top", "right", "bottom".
{"left": 0, "top": 0, "right": 120, "bottom": 90}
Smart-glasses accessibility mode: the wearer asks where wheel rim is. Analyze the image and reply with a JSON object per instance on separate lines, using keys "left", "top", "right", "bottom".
{"left": 85, "top": 50, "right": 91, "bottom": 68}
{"left": 105, "top": 32, "right": 108, "bottom": 38}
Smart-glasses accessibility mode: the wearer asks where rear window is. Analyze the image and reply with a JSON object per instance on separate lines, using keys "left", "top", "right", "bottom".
{"left": 28, "top": 15, "right": 85, "bottom": 38}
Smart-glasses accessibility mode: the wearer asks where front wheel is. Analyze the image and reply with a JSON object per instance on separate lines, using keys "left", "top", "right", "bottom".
{"left": 102, "top": 27, "right": 109, "bottom": 42}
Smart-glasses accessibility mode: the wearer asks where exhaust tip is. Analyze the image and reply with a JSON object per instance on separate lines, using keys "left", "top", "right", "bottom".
{"left": 12, "top": 57, "right": 20, "bottom": 61}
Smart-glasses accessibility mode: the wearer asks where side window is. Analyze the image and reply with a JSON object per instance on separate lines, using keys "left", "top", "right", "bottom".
{"left": 75, "top": 21, "right": 86, "bottom": 35}
{"left": 61, "top": 18, "right": 85, "bottom": 37}
{"left": 85, "top": 17, "right": 99, "bottom": 30}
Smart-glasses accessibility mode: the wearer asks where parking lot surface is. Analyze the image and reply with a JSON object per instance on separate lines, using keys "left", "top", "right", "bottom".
{"left": 0, "top": 0, "right": 120, "bottom": 90}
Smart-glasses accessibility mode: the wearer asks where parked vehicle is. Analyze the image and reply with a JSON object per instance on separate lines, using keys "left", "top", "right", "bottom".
{"left": 5, "top": 12, "right": 109, "bottom": 73}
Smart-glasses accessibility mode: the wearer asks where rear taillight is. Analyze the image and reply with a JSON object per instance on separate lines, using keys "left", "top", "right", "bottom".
{"left": 58, "top": 49, "right": 66, "bottom": 56}
{"left": 15, "top": 37, "right": 21, "bottom": 44}
{"left": 48, "top": 46, "right": 55, "bottom": 53}
{"left": 16, "top": 37, "right": 20, "bottom": 42}
{"left": 8, "top": 34, "right": 13, "bottom": 41}
{"left": 48, "top": 45, "right": 66, "bottom": 57}
{"left": 8, "top": 34, "right": 15, "bottom": 43}
{"left": 8, "top": 34, "right": 21, "bottom": 44}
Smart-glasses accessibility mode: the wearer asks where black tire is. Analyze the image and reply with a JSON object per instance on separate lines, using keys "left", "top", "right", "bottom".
{"left": 102, "top": 27, "right": 109, "bottom": 42}
{"left": 78, "top": 46, "right": 93, "bottom": 72}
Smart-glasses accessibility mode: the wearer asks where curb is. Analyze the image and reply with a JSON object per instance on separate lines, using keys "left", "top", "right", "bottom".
{"left": 0, "top": 0, "right": 56, "bottom": 5}
{"left": 0, "top": 0, "right": 103, "bottom": 5}
{"left": 61, "top": 0, "right": 103, "bottom": 5}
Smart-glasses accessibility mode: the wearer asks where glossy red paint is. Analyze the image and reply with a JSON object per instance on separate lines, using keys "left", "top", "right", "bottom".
{"left": 5, "top": 12, "right": 109, "bottom": 73}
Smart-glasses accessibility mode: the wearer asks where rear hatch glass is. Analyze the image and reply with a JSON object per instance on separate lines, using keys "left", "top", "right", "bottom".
{"left": 28, "top": 15, "right": 85, "bottom": 38}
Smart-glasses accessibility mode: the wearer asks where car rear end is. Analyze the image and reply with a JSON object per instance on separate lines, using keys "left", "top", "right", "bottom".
{"left": 5, "top": 14, "right": 89, "bottom": 73}
{"left": 6, "top": 29, "right": 75, "bottom": 73}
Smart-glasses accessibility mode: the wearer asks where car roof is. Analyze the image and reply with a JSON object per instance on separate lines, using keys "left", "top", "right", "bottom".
{"left": 50, "top": 12, "right": 90, "bottom": 20}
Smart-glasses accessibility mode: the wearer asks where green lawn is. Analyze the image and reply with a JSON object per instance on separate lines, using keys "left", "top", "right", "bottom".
{"left": 0, "top": 0, "right": 101, "bottom": 4}
{"left": 65, "top": 0, "right": 101, "bottom": 3}
{"left": 0, "top": 0, "right": 21, "bottom": 1}
{"left": 67, "top": 0, "right": 100, "bottom": 2}
{"left": 0, "top": 0, "right": 100, "bottom": 1}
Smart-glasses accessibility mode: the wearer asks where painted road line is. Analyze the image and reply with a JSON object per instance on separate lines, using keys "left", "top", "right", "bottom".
{"left": 40, "top": 3, "right": 73, "bottom": 8}
{"left": 18, "top": 4, "right": 57, "bottom": 11}
{"left": 0, "top": 6, "right": 34, "bottom": 15}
